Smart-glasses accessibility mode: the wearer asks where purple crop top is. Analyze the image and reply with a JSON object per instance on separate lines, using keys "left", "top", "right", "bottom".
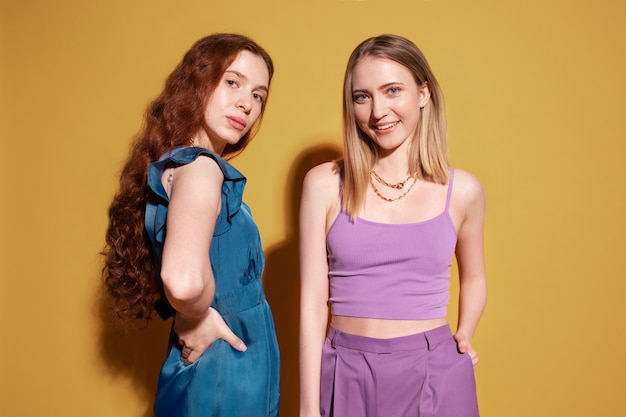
{"left": 326, "top": 169, "right": 457, "bottom": 320}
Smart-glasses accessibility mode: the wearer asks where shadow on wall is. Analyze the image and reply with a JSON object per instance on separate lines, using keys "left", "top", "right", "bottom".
{"left": 96, "top": 141, "right": 342, "bottom": 417}
{"left": 97, "top": 290, "right": 170, "bottom": 417}
{"left": 264, "top": 141, "right": 342, "bottom": 417}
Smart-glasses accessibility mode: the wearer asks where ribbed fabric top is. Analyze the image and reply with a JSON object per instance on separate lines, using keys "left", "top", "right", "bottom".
{"left": 327, "top": 169, "right": 457, "bottom": 320}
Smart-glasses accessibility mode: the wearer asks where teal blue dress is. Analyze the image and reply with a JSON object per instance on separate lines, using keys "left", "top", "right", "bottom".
{"left": 145, "top": 146, "right": 280, "bottom": 417}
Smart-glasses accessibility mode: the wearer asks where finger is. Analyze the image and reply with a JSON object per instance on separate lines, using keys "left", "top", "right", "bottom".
{"left": 220, "top": 330, "right": 247, "bottom": 352}
{"left": 181, "top": 345, "right": 193, "bottom": 357}
{"left": 184, "top": 350, "right": 201, "bottom": 366}
{"left": 207, "top": 307, "right": 246, "bottom": 351}
{"left": 181, "top": 352, "right": 190, "bottom": 366}
{"left": 180, "top": 344, "right": 193, "bottom": 364}
{"left": 466, "top": 350, "right": 478, "bottom": 368}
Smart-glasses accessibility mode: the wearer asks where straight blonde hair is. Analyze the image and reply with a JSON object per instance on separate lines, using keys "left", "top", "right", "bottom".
{"left": 340, "top": 34, "right": 449, "bottom": 220}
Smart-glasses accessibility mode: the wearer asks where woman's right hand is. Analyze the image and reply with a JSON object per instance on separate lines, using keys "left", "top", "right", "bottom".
{"left": 174, "top": 307, "right": 247, "bottom": 365}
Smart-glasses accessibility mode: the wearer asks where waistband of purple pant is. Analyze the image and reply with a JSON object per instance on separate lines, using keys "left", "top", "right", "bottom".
{"left": 327, "top": 323, "right": 453, "bottom": 353}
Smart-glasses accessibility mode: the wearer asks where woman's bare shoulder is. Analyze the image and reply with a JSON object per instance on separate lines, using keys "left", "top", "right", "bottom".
{"left": 301, "top": 161, "right": 341, "bottom": 220}
{"left": 451, "top": 168, "right": 486, "bottom": 211}
{"left": 304, "top": 161, "right": 340, "bottom": 189}
{"left": 453, "top": 168, "right": 484, "bottom": 195}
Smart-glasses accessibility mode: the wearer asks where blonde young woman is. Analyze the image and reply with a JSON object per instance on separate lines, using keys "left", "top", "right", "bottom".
{"left": 103, "top": 34, "right": 279, "bottom": 417}
{"left": 299, "top": 34, "right": 487, "bottom": 417}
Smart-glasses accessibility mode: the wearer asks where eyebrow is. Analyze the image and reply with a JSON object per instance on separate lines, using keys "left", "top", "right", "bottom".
{"left": 225, "top": 70, "right": 268, "bottom": 92}
{"left": 352, "top": 81, "right": 405, "bottom": 94}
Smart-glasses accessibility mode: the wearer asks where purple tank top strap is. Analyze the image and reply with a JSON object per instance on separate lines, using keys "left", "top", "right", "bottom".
{"left": 445, "top": 168, "right": 455, "bottom": 212}
{"left": 337, "top": 172, "right": 344, "bottom": 207}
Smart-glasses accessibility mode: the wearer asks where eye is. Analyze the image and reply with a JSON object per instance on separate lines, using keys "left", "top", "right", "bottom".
{"left": 353, "top": 93, "right": 369, "bottom": 103}
{"left": 252, "top": 92, "right": 265, "bottom": 103}
{"left": 226, "top": 79, "right": 238, "bottom": 88}
{"left": 387, "top": 86, "right": 401, "bottom": 95}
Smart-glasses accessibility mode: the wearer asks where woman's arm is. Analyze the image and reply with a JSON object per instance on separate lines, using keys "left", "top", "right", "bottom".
{"left": 452, "top": 170, "right": 487, "bottom": 367}
{"left": 161, "top": 156, "right": 220, "bottom": 315}
{"left": 299, "top": 164, "right": 335, "bottom": 417}
{"left": 161, "top": 156, "right": 245, "bottom": 364}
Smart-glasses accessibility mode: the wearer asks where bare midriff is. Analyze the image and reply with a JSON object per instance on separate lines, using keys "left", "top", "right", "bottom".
{"left": 331, "top": 315, "right": 448, "bottom": 339}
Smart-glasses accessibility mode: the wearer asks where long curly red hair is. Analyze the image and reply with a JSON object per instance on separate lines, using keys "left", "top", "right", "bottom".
{"left": 102, "top": 33, "right": 274, "bottom": 325}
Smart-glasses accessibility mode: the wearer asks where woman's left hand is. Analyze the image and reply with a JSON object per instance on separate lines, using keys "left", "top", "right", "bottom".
{"left": 174, "top": 307, "right": 247, "bottom": 366}
{"left": 454, "top": 332, "right": 479, "bottom": 368}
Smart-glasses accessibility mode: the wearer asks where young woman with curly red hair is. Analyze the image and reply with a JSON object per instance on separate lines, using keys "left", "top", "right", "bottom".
{"left": 103, "top": 33, "right": 279, "bottom": 417}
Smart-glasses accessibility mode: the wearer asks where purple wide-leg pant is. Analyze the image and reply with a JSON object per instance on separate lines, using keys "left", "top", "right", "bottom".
{"left": 320, "top": 324, "right": 479, "bottom": 417}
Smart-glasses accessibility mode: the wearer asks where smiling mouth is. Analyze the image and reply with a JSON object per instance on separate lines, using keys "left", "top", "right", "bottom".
{"left": 372, "top": 121, "right": 399, "bottom": 130}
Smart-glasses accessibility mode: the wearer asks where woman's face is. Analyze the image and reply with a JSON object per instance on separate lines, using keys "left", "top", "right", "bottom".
{"left": 199, "top": 50, "right": 270, "bottom": 153}
{"left": 351, "top": 56, "right": 430, "bottom": 154}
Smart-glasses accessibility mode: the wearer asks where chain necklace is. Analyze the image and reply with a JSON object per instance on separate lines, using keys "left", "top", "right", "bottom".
{"left": 369, "top": 174, "right": 417, "bottom": 202}
{"left": 370, "top": 169, "right": 413, "bottom": 190}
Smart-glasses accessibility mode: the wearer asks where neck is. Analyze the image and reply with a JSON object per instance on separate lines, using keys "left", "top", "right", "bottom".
{"left": 191, "top": 132, "right": 224, "bottom": 155}
{"left": 372, "top": 155, "right": 411, "bottom": 181}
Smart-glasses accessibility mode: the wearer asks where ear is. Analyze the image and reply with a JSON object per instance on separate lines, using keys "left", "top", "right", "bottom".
{"left": 418, "top": 81, "right": 431, "bottom": 108}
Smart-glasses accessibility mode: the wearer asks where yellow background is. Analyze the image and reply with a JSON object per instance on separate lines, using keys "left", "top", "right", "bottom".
{"left": 2, "top": 0, "right": 625, "bottom": 416}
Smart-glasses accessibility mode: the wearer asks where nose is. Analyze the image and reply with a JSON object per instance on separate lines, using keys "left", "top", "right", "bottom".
{"left": 236, "top": 94, "right": 252, "bottom": 114}
{"left": 371, "top": 96, "right": 388, "bottom": 120}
